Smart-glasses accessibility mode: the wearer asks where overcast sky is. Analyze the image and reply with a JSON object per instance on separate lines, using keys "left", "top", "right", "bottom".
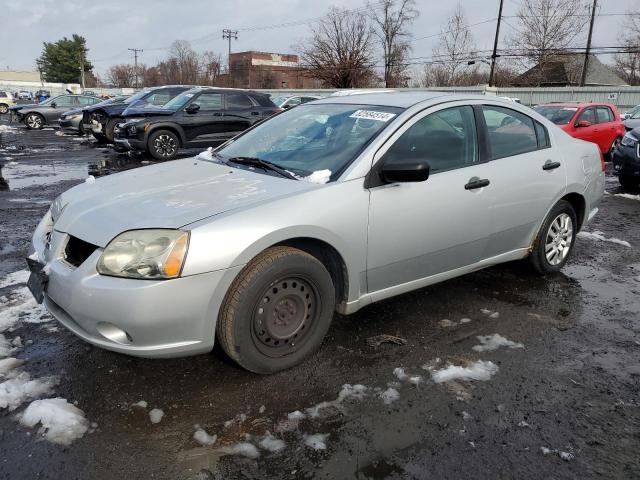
{"left": 0, "top": 0, "right": 636, "bottom": 77}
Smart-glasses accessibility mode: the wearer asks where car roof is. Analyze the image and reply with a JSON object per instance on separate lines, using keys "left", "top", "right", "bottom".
{"left": 182, "top": 87, "right": 267, "bottom": 95}
{"left": 537, "top": 102, "right": 614, "bottom": 108}
{"left": 312, "top": 92, "right": 495, "bottom": 109}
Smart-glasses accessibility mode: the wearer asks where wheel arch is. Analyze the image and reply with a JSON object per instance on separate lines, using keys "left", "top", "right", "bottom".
{"left": 560, "top": 191, "right": 586, "bottom": 231}
{"left": 146, "top": 124, "right": 186, "bottom": 145}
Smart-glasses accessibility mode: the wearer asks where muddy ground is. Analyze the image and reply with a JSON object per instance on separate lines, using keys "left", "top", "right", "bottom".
{"left": 0, "top": 117, "right": 638, "bottom": 480}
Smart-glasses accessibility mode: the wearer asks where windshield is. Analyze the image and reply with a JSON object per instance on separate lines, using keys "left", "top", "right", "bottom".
{"left": 123, "top": 90, "right": 149, "bottom": 104}
{"left": 163, "top": 91, "right": 196, "bottom": 111}
{"left": 534, "top": 106, "right": 578, "bottom": 125}
{"left": 216, "top": 103, "right": 402, "bottom": 181}
{"left": 631, "top": 108, "right": 640, "bottom": 120}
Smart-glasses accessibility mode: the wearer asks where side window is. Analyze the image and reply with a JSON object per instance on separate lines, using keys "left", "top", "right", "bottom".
{"left": 383, "top": 105, "right": 478, "bottom": 173}
{"left": 77, "top": 96, "right": 95, "bottom": 106}
{"left": 576, "top": 108, "right": 596, "bottom": 125}
{"left": 54, "top": 96, "right": 76, "bottom": 107}
{"left": 286, "top": 97, "right": 301, "bottom": 107}
{"left": 482, "top": 106, "right": 538, "bottom": 159}
{"left": 226, "top": 93, "right": 254, "bottom": 109}
{"left": 194, "top": 93, "right": 223, "bottom": 110}
{"left": 595, "top": 106, "right": 613, "bottom": 123}
{"left": 534, "top": 121, "right": 550, "bottom": 149}
{"left": 302, "top": 97, "right": 317, "bottom": 103}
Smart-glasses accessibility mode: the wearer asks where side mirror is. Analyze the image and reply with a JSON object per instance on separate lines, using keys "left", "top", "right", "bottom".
{"left": 576, "top": 120, "right": 591, "bottom": 128}
{"left": 381, "top": 160, "right": 430, "bottom": 183}
{"left": 283, "top": 104, "right": 292, "bottom": 109}
{"left": 185, "top": 103, "right": 200, "bottom": 114}
{"left": 50, "top": 102, "right": 57, "bottom": 108}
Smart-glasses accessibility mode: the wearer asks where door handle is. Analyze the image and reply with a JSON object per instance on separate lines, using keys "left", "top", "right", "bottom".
{"left": 251, "top": 111, "right": 260, "bottom": 116}
{"left": 213, "top": 112, "right": 224, "bottom": 116}
{"left": 542, "top": 160, "right": 561, "bottom": 171}
{"left": 464, "top": 178, "right": 490, "bottom": 190}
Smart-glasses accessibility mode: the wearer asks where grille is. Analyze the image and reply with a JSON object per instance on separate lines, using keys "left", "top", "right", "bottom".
{"left": 64, "top": 236, "right": 99, "bottom": 267}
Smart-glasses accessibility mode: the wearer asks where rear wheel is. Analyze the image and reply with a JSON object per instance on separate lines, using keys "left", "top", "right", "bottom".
{"left": 24, "top": 113, "right": 44, "bottom": 130}
{"left": 148, "top": 130, "right": 180, "bottom": 160}
{"left": 619, "top": 174, "right": 640, "bottom": 190}
{"left": 529, "top": 200, "right": 577, "bottom": 274}
{"left": 216, "top": 246, "right": 335, "bottom": 374}
{"left": 0, "top": 104, "right": 8, "bottom": 115}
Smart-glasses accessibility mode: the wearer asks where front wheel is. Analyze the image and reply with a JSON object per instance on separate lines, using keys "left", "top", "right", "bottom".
{"left": 529, "top": 200, "right": 577, "bottom": 274}
{"left": 148, "top": 130, "right": 180, "bottom": 160}
{"left": 25, "top": 113, "right": 44, "bottom": 130}
{"left": 0, "top": 104, "right": 8, "bottom": 115}
{"left": 607, "top": 137, "right": 621, "bottom": 162}
{"left": 216, "top": 246, "right": 336, "bottom": 374}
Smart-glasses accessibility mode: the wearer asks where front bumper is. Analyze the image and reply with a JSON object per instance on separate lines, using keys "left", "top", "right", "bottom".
{"left": 612, "top": 144, "right": 640, "bottom": 177}
{"left": 32, "top": 215, "right": 243, "bottom": 358}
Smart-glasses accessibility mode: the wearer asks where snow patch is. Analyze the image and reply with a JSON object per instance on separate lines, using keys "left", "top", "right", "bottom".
{"left": 303, "top": 169, "right": 331, "bottom": 185}
{"left": 472, "top": 334, "right": 524, "bottom": 352}
{"left": 193, "top": 427, "right": 217, "bottom": 446}
{"left": 379, "top": 387, "right": 400, "bottom": 405}
{"left": 0, "top": 270, "right": 30, "bottom": 289}
{"left": 0, "top": 372, "right": 57, "bottom": 411}
{"left": 431, "top": 360, "right": 499, "bottom": 383}
{"left": 0, "top": 357, "right": 24, "bottom": 377}
{"left": 19, "top": 398, "right": 89, "bottom": 445}
{"left": 259, "top": 432, "right": 286, "bottom": 453}
{"left": 304, "top": 433, "right": 329, "bottom": 450}
{"left": 615, "top": 193, "right": 640, "bottom": 202}
{"left": 196, "top": 147, "right": 214, "bottom": 161}
{"left": 577, "top": 231, "right": 631, "bottom": 248}
{"left": 305, "top": 384, "right": 368, "bottom": 418}
{"left": 393, "top": 368, "right": 422, "bottom": 385}
{"left": 220, "top": 442, "right": 260, "bottom": 459}
{"left": 439, "top": 319, "right": 457, "bottom": 328}
{"left": 149, "top": 408, "right": 164, "bottom": 424}
{"left": 84, "top": 175, "right": 96, "bottom": 184}
{"left": 0, "top": 286, "right": 51, "bottom": 333}
{"left": 132, "top": 400, "right": 148, "bottom": 409}
{"left": 0, "top": 125, "right": 19, "bottom": 133}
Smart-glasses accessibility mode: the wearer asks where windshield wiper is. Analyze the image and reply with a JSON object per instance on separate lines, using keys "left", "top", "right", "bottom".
{"left": 227, "top": 156, "right": 298, "bottom": 180}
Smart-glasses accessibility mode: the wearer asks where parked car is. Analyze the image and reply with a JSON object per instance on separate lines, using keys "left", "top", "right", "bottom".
{"left": 623, "top": 108, "right": 640, "bottom": 132}
{"left": 534, "top": 103, "right": 625, "bottom": 160}
{"left": 10, "top": 94, "right": 103, "bottom": 129}
{"left": 83, "top": 85, "right": 193, "bottom": 143}
{"left": 58, "top": 95, "right": 130, "bottom": 135}
{"left": 612, "top": 128, "right": 640, "bottom": 189}
{"left": 0, "top": 90, "right": 15, "bottom": 114}
{"left": 27, "top": 93, "right": 604, "bottom": 373}
{"left": 271, "top": 94, "right": 322, "bottom": 109}
{"left": 18, "top": 91, "right": 33, "bottom": 100}
{"left": 621, "top": 104, "right": 640, "bottom": 120}
{"left": 114, "top": 88, "right": 281, "bottom": 160}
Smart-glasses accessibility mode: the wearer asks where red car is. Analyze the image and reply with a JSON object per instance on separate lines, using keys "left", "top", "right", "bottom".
{"left": 534, "top": 103, "right": 625, "bottom": 159}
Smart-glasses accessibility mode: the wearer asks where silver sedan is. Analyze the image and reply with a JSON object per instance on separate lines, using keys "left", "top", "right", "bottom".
{"left": 28, "top": 93, "right": 605, "bottom": 373}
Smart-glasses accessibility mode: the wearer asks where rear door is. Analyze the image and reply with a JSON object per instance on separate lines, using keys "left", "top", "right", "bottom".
{"left": 595, "top": 105, "right": 617, "bottom": 152}
{"left": 223, "top": 93, "right": 258, "bottom": 136}
{"left": 48, "top": 96, "right": 78, "bottom": 122}
{"left": 572, "top": 107, "right": 602, "bottom": 151}
{"left": 480, "top": 104, "right": 566, "bottom": 257}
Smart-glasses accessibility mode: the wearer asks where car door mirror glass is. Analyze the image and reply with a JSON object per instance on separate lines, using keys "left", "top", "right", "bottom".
{"left": 576, "top": 120, "right": 591, "bottom": 128}
{"left": 381, "top": 160, "right": 430, "bottom": 183}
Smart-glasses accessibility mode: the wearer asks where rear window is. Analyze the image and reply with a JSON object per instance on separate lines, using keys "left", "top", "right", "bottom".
{"left": 250, "top": 94, "right": 276, "bottom": 107}
{"left": 226, "top": 93, "right": 254, "bottom": 109}
{"left": 0, "top": 92, "right": 7, "bottom": 98}
{"left": 596, "top": 106, "right": 613, "bottom": 123}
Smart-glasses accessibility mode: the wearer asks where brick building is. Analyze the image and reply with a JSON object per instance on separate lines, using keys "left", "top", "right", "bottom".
{"left": 228, "top": 51, "right": 322, "bottom": 89}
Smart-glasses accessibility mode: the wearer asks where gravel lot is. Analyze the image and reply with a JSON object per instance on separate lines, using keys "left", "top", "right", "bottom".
{"left": 0, "top": 117, "right": 639, "bottom": 480}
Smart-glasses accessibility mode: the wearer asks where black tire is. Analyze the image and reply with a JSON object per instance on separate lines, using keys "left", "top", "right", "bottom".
{"left": 619, "top": 174, "right": 640, "bottom": 191}
{"left": 92, "top": 131, "right": 108, "bottom": 143}
{"left": 104, "top": 118, "right": 121, "bottom": 143}
{"left": 607, "top": 137, "right": 622, "bottom": 162}
{"left": 0, "top": 104, "right": 8, "bottom": 115}
{"left": 529, "top": 200, "right": 577, "bottom": 274}
{"left": 217, "top": 246, "right": 335, "bottom": 374}
{"left": 24, "top": 113, "right": 44, "bottom": 130}
{"left": 147, "top": 130, "right": 180, "bottom": 161}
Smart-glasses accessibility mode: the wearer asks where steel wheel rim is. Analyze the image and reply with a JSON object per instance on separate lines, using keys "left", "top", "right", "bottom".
{"left": 27, "top": 114, "right": 41, "bottom": 128}
{"left": 545, "top": 213, "right": 573, "bottom": 266}
{"left": 153, "top": 134, "right": 176, "bottom": 157}
{"left": 252, "top": 276, "right": 319, "bottom": 358}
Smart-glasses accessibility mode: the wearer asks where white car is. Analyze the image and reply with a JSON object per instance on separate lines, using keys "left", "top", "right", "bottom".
{"left": 0, "top": 91, "right": 15, "bottom": 114}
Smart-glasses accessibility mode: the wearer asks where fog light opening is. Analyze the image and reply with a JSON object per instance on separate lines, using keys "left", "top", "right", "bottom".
{"left": 96, "top": 322, "right": 133, "bottom": 345}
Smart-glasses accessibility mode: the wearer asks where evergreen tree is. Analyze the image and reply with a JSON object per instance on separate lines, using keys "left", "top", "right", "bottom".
{"left": 36, "top": 34, "right": 93, "bottom": 84}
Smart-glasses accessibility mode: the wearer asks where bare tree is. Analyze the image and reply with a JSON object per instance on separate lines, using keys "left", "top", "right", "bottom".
{"left": 369, "top": 0, "right": 418, "bottom": 87}
{"left": 168, "top": 40, "right": 200, "bottom": 84}
{"left": 106, "top": 64, "right": 135, "bottom": 87}
{"left": 300, "top": 7, "right": 376, "bottom": 88}
{"left": 429, "top": 4, "right": 478, "bottom": 86}
{"left": 199, "top": 51, "right": 222, "bottom": 85}
{"left": 613, "top": 10, "right": 640, "bottom": 85}
{"left": 509, "top": 0, "right": 590, "bottom": 85}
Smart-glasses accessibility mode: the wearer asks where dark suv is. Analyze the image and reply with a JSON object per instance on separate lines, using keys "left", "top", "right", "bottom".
{"left": 114, "top": 88, "right": 282, "bottom": 160}
{"left": 83, "top": 85, "right": 192, "bottom": 143}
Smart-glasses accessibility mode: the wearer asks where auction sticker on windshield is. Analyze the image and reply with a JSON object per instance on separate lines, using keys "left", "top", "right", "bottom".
{"left": 350, "top": 110, "right": 396, "bottom": 122}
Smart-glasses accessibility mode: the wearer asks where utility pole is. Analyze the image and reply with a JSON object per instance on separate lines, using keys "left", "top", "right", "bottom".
{"left": 128, "top": 48, "right": 143, "bottom": 89}
{"left": 488, "top": 0, "right": 504, "bottom": 88}
{"left": 580, "top": 0, "right": 597, "bottom": 87}
{"left": 222, "top": 29, "right": 238, "bottom": 74}
{"left": 79, "top": 51, "right": 85, "bottom": 90}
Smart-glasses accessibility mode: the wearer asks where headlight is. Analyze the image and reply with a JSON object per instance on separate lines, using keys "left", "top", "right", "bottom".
{"left": 97, "top": 229, "right": 189, "bottom": 279}
{"left": 128, "top": 124, "right": 137, "bottom": 134}
{"left": 621, "top": 132, "right": 638, "bottom": 147}
{"left": 50, "top": 196, "right": 66, "bottom": 223}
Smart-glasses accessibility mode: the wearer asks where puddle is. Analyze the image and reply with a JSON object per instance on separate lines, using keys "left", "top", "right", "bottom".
{"left": 0, "top": 161, "right": 88, "bottom": 190}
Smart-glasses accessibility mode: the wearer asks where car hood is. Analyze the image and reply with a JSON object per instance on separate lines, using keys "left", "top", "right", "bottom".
{"left": 87, "top": 103, "right": 127, "bottom": 115}
{"left": 9, "top": 103, "right": 36, "bottom": 111}
{"left": 54, "top": 158, "right": 317, "bottom": 247}
{"left": 624, "top": 119, "right": 640, "bottom": 130}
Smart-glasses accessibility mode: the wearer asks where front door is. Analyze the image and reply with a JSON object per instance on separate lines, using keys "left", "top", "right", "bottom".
{"left": 367, "top": 104, "right": 492, "bottom": 294}
{"left": 223, "top": 92, "right": 258, "bottom": 136}
{"left": 181, "top": 92, "right": 226, "bottom": 147}
{"left": 572, "top": 107, "right": 602, "bottom": 151}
